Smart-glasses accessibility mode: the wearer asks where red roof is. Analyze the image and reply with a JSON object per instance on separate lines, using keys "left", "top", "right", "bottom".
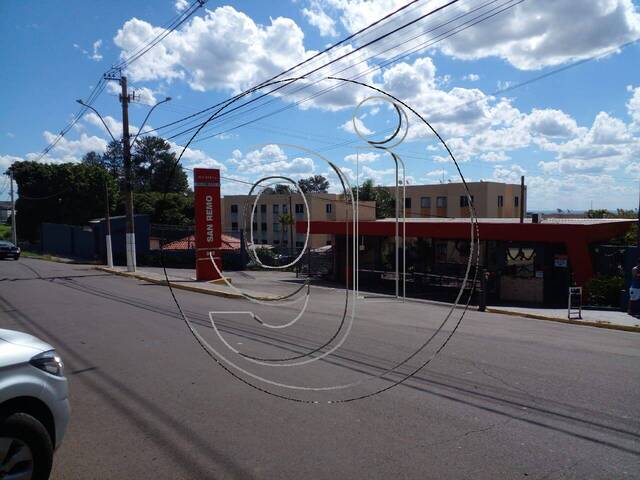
{"left": 162, "top": 234, "right": 241, "bottom": 251}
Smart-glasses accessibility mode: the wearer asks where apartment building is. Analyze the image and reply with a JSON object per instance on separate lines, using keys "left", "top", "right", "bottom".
{"left": 383, "top": 181, "right": 526, "bottom": 218}
{"left": 221, "top": 193, "right": 376, "bottom": 249}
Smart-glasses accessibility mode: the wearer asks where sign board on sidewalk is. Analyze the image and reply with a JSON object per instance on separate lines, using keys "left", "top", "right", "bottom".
{"left": 194, "top": 168, "right": 222, "bottom": 281}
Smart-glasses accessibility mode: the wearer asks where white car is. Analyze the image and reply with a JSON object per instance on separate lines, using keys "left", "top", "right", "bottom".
{"left": 0, "top": 329, "right": 70, "bottom": 479}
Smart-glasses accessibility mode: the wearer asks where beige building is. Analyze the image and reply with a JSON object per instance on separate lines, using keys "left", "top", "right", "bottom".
{"left": 383, "top": 181, "right": 526, "bottom": 218}
{"left": 221, "top": 193, "right": 376, "bottom": 249}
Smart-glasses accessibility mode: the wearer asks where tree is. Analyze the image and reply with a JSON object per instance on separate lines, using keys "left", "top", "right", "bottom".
{"left": 352, "top": 178, "right": 394, "bottom": 219}
{"left": 297, "top": 175, "right": 329, "bottom": 193}
{"left": 9, "top": 161, "right": 118, "bottom": 241}
{"left": 278, "top": 213, "right": 294, "bottom": 250}
{"left": 101, "top": 140, "right": 124, "bottom": 181}
{"left": 82, "top": 151, "right": 103, "bottom": 167}
{"left": 132, "top": 136, "right": 188, "bottom": 194}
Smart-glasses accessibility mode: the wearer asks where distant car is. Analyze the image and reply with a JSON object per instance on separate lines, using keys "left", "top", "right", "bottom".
{"left": 0, "top": 329, "right": 70, "bottom": 479}
{"left": 0, "top": 241, "right": 20, "bottom": 260}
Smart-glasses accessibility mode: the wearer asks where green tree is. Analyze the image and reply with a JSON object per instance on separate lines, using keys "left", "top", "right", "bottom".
{"left": 132, "top": 136, "right": 188, "bottom": 194}
{"left": 352, "top": 178, "right": 394, "bottom": 219}
{"left": 586, "top": 208, "right": 637, "bottom": 245}
{"left": 297, "top": 175, "right": 329, "bottom": 193}
{"left": 9, "top": 161, "right": 118, "bottom": 241}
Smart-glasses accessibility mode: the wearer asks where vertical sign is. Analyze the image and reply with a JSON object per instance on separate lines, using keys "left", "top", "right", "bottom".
{"left": 194, "top": 168, "right": 222, "bottom": 281}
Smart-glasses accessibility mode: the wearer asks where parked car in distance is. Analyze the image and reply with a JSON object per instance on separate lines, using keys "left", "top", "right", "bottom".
{"left": 0, "top": 241, "right": 20, "bottom": 260}
{"left": 0, "top": 329, "right": 70, "bottom": 479}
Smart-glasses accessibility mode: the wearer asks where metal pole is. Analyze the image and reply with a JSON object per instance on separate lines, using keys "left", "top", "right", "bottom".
{"left": 104, "top": 179, "right": 113, "bottom": 268}
{"left": 9, "top": 169, "right": 16, "bottom": 245}
{"left": 519, "top": 175, "right": 525, "bottom": 224}
{"left": 120, "top": 76, "right": 136, "bottom": 272}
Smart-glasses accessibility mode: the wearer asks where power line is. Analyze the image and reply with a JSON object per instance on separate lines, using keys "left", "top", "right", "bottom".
{"left": 136, "top": 0, "right": 437, "bottom": 137}
{"left": 33, "top": 1, "right": 205, "bottom": 161}
{"left": 175, "top": 0, "right": 522, "bottom": 145}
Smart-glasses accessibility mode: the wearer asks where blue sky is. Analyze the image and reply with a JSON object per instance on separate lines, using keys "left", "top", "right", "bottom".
{"left": 1, "top": 0, "right": 639, "bottom": 210}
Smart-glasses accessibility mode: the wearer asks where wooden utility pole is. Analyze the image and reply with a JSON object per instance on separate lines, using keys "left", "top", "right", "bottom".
{"left": 9, "top": 169, "right": 16, "bottom": 245}
{"left": 120, "top": 75, "right": 136, "bottom": 272}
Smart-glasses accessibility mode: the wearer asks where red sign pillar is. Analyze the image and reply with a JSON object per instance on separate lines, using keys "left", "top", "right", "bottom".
{"left": 194, "top": 168, "right": 222, "bottom": 281}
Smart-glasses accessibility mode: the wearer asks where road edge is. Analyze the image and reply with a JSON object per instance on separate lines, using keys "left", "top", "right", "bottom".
{"left": 95, "top": 266, "right": 243, "bottom": 299}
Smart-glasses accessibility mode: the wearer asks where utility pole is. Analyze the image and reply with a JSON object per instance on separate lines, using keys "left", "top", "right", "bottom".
{"left": 104, "top": 179, "right": 113, "bottom": 268}
{"left": 9, "top": 169, "right": 16, "bottom": 245}
{"left": 120, "top": 75, "right": 136, "bottom": 272}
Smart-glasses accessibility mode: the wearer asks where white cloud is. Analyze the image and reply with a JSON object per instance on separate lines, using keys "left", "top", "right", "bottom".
{"left": 340, "top": 117, "right": 373, "bottom": 135}
{"left": 344, "top": 152, "right": 380, "bottom": 163}
{"left": 480, "top": 151, "right": 510, "bottom": 163}
{"left": 90, "top": 39, "right": 103, "bottom": 61}
{"left": 491, "top": 164, "right": 526, "bottom": 183}
{"left": 463, "top": 73, "right": 480, "bottom": 82}
{"left": 627, "top": 85, "right": 640, "bottom": 128}
{"left": 227, "top": 145, "right": 315, "bottom": 177}
{"left": 169, "top": 142, "right": 226, "bottom": 171}
{"left": 175, "top": 0, "right": 189, "bottom": 12}
{"left": 324, "top": 0, "right": 640, "bottom": 70}
{"left": 114, "top": 7, "right": 310, "bottom": 93}
{"left": 302, "top": 2, "right": 338, "bottom": 37}
{"left": 42, "top": 131, "right": 107, "bottom": 159}
{"left": 131, "top": 86, "right": 157, "bottom": 106}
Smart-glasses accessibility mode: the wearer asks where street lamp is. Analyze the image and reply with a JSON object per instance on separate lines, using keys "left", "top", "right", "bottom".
{"left": 76, "top": 99, "right": 116, "bottom": 268}
{"left": 76, "top": 99, "right": 117, "bottom": 143}
{"left": 130, "top": 97, "right": 171, "bottom": 147}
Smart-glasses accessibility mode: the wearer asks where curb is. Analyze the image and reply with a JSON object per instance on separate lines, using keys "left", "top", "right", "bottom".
{"left": 485, "top": 307, "right": 640, "bottom": 333}
{"left": 95, "top": 267, "right": 243, "bottom": 299}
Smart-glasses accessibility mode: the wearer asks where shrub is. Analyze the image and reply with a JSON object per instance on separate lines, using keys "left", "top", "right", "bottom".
{"left": 585, "top": 275, "right": 624, "bottom": 307}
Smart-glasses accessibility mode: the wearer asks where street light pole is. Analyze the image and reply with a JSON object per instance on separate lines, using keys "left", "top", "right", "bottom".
{"left": 76, "top": 99, "right": 116, "bottom": 268}
{"left": 9, "top": 169, "right": 16, "bottom": 245}
{"left": 104, "top": 179, "right": 113, "bottom": 268}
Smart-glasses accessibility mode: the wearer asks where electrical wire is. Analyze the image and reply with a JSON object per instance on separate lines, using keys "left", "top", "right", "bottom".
{"left": 33, "top": 1, "right": 205, "bottom": 161}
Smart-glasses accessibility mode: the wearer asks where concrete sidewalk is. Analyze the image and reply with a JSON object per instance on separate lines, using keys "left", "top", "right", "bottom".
{"left": 95, "top": 265, "right": 640, "bottom": 333}
{"left": 486, "top": 305, "right": 640, "bottom": 332}
{"left": 94, "top": 266, "right": 245, "bottom": 299}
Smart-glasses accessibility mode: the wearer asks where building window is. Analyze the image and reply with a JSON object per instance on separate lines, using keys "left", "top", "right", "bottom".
{"left": 404, "top": 197, "right": 412, "bottom": 209}
{"left": 260, "top": 204, "right": 267, "bottom": 214}
{"left": 261, "top": 239, "right": 268, "bottom": 245}
{"left": 282, "top": 204, "right": 288, "bottom": 213}
{"left": 261, "top": 222, "right": 267, "bottom": 232}
{"left": 436, "top": 196, "right": 447, "bottom": 208}
{"left": 296, "top": 241, "right": 304, "bottom": 248}
{"left": 459, "top": 195, "right": 474, "bottom": 207}
{"left": 420, "top": 196, "right": 431, "bottom": 208}
{"left": 295, "top": 204, "right": 304, "bottom": 214}
{"left": 273, "top": 223, "right": 280, "bottom": 232}
{"left": 252, "top": 222, "right": 257, "bottom": 231}
{"left": 273, "top": 204, "right": 279, "bottom": 214}
{"left": 498, "top": 195, "right": 504, "bottom": 207}
{"left": 230, "top": 204, "right": 238, "bottom": 214}
{"left": 283, "top": 239, "right": 288, "bottom": 245}
{"left": 231, "top": 222, "right": 238, "bottom": 231}
{"left": 273, "top": 240, "right": 280, "bottom": 245}
{"left": 514, "top": 196, "right": 519, "bottom": 207}
{"left": 326, "top": 203, "right": 332, "bottom": 214}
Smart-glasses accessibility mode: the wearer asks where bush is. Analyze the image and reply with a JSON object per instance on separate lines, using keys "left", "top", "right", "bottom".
{"left": 585, "top": 275, "right": 624, "bottom": 307}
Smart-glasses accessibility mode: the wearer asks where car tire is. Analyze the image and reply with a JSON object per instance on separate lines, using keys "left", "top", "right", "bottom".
{"left": 0, "top": 412, "right": 53, "bottom": 480}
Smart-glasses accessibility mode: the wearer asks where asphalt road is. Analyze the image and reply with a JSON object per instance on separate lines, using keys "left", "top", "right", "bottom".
{"left": 1, "top": 258, "right": 639, "bottom": 479}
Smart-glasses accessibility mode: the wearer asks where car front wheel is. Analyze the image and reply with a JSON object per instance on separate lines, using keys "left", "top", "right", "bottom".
{"left": 0, "top": 412, "right": 53, "bottom": 480}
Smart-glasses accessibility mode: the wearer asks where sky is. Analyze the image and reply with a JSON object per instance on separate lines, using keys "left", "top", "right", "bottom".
{"left": 1, "top": 0, "right": 639, "bottom": 211}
